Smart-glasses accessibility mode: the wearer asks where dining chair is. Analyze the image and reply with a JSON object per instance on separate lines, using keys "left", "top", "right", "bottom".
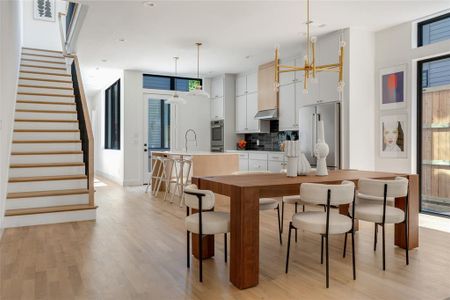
{"left": 285, "top": 181, "right": 356, "bottom": 288}
{"left": 184, "top": 185, "right": 230, "bottom": 282}
{"left": 232, "top": 171, "right": 282, "bottom": 244}
{"left": 351, "top": 177, "right": 409, "bottom": 271}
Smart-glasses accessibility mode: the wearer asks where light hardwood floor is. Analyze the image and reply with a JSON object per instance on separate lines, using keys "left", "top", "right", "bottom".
{"left": 1, "top": 177, "right": 450, "bottom": 300}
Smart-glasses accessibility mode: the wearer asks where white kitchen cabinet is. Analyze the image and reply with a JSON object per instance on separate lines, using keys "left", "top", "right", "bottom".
{"left": 278, "top": 83, "right": 297, "bottom": 131}
{"left": 210, "top": 97, "right": 224, "bottom": 120}
{"left": 246, "top": 72, "right": 258, "bottom": 94}
{"left": 239, "top": 158, "right": 249, "bottom": 171}
{"left": 236, "top": 76, "right": 247, "bottom": 96}
{"left": 246, "top": 93, "right": 259, "bottom": 132}
{"left": 268, "top": 160, "right": 284, "bottom": 173}
{"left": 279, "top": 59, "right": 296, "bottom": 86}
{"left": 317, "top": 33, "right": 341, "bottom": 102}
{"left": 296, "top": 80, "right": 319, "bottom": 107}
{"left": 236, "top": 95, "right": 247, "bottom": 132}
{"left": 211, "top": 76, "right": 224, "bottom": 99}
{"left": 249, "top": 159, "right": 268, "bottom": 172}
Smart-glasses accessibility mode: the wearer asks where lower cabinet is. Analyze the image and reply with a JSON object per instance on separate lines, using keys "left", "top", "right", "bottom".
{"left": 249, "top": 159, "right": 268, "bottom": 172}
{"left": 239, "top": 158, "right": 249, "bottom": 171}
{"left": 231, "top": 151, "right": 285, "bottom": 172}
{"left": 268, "top": 160, "right": 285, "bottom": 173}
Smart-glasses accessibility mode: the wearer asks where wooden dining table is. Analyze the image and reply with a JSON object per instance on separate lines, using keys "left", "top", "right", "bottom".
{"left": 191, "top": 170, "right": 419, "bottom": 290}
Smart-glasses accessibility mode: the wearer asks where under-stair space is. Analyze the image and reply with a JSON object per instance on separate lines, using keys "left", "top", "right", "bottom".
{"left": 4, "top": 47, "right": 97, "bottom": 228}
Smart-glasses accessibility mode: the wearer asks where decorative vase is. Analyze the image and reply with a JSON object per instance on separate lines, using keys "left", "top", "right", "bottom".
{"left": 297, "top": 152, "right": 311, "bottom": 175}
{"left": 314, "top": 120, "right": 329, "bottom": 176}
{"left": 287, "top": 157, "right": 298, "bottom": 177}
{"left": 284, "top": 140, "right": 299, "bottom": 177}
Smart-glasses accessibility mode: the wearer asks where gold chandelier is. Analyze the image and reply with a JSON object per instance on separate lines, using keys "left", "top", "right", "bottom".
{"left": 274, "top": 0, "right": 345, "bottom": 93}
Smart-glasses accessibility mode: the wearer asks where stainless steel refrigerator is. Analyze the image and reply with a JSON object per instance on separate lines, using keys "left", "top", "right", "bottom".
{"left": 298, "top": 102, "right": 340, "bottom": 169}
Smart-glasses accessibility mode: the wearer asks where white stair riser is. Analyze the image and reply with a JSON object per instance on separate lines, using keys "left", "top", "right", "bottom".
{"left": 6, "top": 193, "right": 89, "bottom": 210}
{"left": 19, "top": 72, "right": 71, "bottom": 81}
{"left": 18, "top": 86, "right": 74, "bottom": 96}
{"left": 13, "top": 131, "right": 80, "bottom": 141}
{"left": 16, "top": 102, "right": 76, "bottom": 111}
{"left": 10, "top": 154, "right": 84, "bottom": 164}
{"left": 19, "top": 79, "right": 73, "bottom": 88}
{"left": 20, "top": 66, "right": 69, "bottom": 75}
{"left": 9, "top": 166, "right": 85, "bottom": 177}
{"left": 21, "top": 54, "right": 66, "bottom": 63}
{"left": 8, "top": 179, "right": 87, "bottom": 193}
{"left": 17, "top": 93, "right": 75, "bottom": 103}
{"left": 22, "top": 49, "right": 64, "bottom": 56}
{"left": 21, "top": 60, "right": 67, "bottom": 69}
{"left": 15, "top": 111, "right": 77, "bottom": 120}
{"left": 3, "top": 209, "right": 96, "bottom": 228}
{"left": 12, "top": 142, "right": 81, "bottom": 152}
{"left": 14, "top": 121, "right": 79, "bottom": 130}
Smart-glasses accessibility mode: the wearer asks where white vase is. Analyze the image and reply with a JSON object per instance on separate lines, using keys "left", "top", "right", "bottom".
{"left": 286, "top": 157, "right": 298, "bottom": 177}
{"left": 297, "top": 153, "right": 311, "bottom": 175}
{"left": 314, "top": 120, "right": 329, "bottom": 176}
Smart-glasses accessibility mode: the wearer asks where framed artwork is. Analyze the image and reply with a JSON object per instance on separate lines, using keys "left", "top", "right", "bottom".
{"left": 380, "top": 114, "right": 408, "bottom": 158}
{"left": 380, "top": 65, "right": 407, "bottom": 110}
{"left": 34, "top": 0, "right": 56, "bottom": 22}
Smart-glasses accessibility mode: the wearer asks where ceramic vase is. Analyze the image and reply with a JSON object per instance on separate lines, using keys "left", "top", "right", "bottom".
{"left": 297, "top": 152, "right": 311, "bottom": 175}
{"left": 314, "top": 120, "right": 329, "bottom": 176}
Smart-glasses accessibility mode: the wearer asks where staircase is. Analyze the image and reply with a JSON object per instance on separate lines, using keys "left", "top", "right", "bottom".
{"left": 4, "top": 47, "right": 97, "bottom": 228}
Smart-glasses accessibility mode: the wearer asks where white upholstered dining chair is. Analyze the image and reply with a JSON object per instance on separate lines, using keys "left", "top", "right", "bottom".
{"left": 285, "top": 181, "right": 356, "bottom": 288}
{"left": 352, "top": 177, "right": 409, "bottom": 270}
{"left": 184, "top": 184, "right": 230, "bottom": 282}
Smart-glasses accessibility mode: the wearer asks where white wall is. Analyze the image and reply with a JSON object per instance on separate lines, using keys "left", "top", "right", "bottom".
{"left": 22, "top": 0, "right": 64, "bottom": 50}
{"left": 0, "top": 0, "right": 23, "bottom": 235}
{"left": 374, "top": 16, "right": 450, "bottom": 173}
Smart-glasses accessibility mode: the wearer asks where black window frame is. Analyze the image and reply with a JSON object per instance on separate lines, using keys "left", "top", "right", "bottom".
{"left": 105, "top": 79, "right": 121, "bottom": 150}
{"left": 417, "top": 12, "right": 450, "bottom": 47}
{"left": 148, "top": 99, "right": 171, "bottom": 150}
{"left": 142, "top": 74, "right": 202, "bottom": 92}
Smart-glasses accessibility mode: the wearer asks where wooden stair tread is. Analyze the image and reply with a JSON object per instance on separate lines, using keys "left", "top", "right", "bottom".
{"left": 21, "top": 58, "right": 66, "bottom": 65}
{"left": 5, "top": 204, "right": 97, "bottom": 216}
{"left": 10, "top": 162, "right": 84, "bottom": 168}
{"left": 22, "top": 47, "right": 63, "bottom": 54}
{"left": 17, "top": 100, "right": 75, "bottom": 105}
{"left": 21, "top": 64, "right": 66, "bottom": 70}
{"left": 15, "top": 119, "right": 78, "bottom": 123}
{"left": 11, "top": 151, "right": 83, "bottom": 155}
{"left": 21, "top": 53, "right": 65, "bottom": 59}
{"left": 19, "top": 71, "right": 71, "bottom": 77}
{"left": 17, "top": 92, "right": 74, "bottom": 98}
{"left": 18, "top": 84, "right": 73, "bottom": 90}
{"left": 16, "top": 109, "right": 76, "bottom": 114}
{"left": 19, "top": 77, "right": 72, "bottom": 83}
{"left": 7, "top": 188, "right": 90, "bottom": 199}
{"left": 14, "top": 129, "right": 79, "bottom": 133}
{"left": 12, "top": 140, "right": 81, "bottom": 144}
{"left": 9, "top": 174, "right": 87, "bottom": 183}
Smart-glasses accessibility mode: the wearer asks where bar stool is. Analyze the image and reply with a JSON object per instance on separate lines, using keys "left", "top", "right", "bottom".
{"left": 153, "top": 156, "right": 171, "bottom": 198}
{"left": 172, "top": 156, "right": 192, "bottom": 206}
{"left": 145, "top": 155, "right": 162, "bottom": 194}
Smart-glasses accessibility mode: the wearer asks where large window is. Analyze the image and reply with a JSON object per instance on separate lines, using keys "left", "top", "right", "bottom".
{"left": 418, "top": 12, "right": 450, "bottom": 47}
{"left": 143, "top": 74, "right": 201, "bottom": 92}
{"left": 105, "top": 80, "right": 120, "bottom": 150}
{"left": 148, "top": 99, "right": 170, "bottom": 150}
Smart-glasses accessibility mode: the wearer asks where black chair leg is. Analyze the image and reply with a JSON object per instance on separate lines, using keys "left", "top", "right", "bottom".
{"left": 405, "top": 219, "right": 409, "bottom": 265}
{"left": 321, "top": 235, "right": 324, "bottom": 264}
{"left": 276, "top": 205, "right": 282, "bottom": 245}
{"left": 285, "top": 222, "right": 293, "bottom": 273}
{"left": 382, "top": 224, "right": 386, "bottom": 271}
{"left": 224, "top": 233, "right": 227, "bottom": 263}
{"left": 294, "top": 203, "right": 298, "bottom": 243}
{"left": 343, "top": 232, "right": 348, "bottom": 258}
{"left": 352, "top": 228, "right": 356, "bottom": 280}
{"left": 374, "top": 223, "right": 378, "bottom": 251}
{"left": 199, "top": 234, "right": 203, "bottom": 282}
{"left": 281, "top": 201, "right": 284, "bottom": 234}
{"left": 187, "top": 231, "right": 190, "bottom": 268}
{"left": 325, "top": 234, "right": 329, "bottom": 288}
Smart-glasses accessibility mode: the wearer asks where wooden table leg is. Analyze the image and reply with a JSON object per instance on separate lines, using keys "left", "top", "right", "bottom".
{"left": 229, "top": 187, "right": 259, "bottom": 289}
{"left": 191, "top": 177, "right": 215, "bottom": 259}
{"left": 395, "top": 174, "right": 419, "bottom": 250}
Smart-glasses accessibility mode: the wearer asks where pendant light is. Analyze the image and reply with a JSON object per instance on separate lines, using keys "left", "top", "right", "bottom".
{"left": 187, "top": 42, "right": 210, "bottom": 98}
{"left": 166, "top": 57, "right": 187, "bottom": 105}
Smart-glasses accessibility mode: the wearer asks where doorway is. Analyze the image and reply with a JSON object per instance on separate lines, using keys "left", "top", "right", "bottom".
{"left": 417, "top": 54, "right": 450, "bottom": 217}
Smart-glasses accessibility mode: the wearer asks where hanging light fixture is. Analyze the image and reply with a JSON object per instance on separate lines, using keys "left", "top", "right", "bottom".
{"left": 187, "top": 42, "right": 210, "bottom": 98}
{"left": 166, "top": 57, "right": 187, "bottom": 105}
{"left": 274, "top": 0, "right": 345, "bottom": 94}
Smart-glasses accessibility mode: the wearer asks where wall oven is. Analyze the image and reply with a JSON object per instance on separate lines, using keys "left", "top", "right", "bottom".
{"left": 211, "top": 120, "right": 224, "bottom": 152}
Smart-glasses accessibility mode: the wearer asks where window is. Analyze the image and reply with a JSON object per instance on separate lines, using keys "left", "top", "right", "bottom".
{"left": 105, "top": 80, "right": 120, "bottom": 150}
{"left": 148, "top": 99, "right": 170, "bottom": 150}
{"left": 418, "top": 12, "right": 450, "bottom": 47}
{"left": 143, "top": 74, "right": 201, "bottom": 92}
{"left": 422, "top": 56, "right": 450, "bottom": 88}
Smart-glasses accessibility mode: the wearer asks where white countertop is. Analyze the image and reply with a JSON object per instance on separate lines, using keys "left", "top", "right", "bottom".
{"left": 226, "top": 150, "right": 284, "bottom": 154}
{"left": 151, "top": 150, "right": 238, "bottom": 156}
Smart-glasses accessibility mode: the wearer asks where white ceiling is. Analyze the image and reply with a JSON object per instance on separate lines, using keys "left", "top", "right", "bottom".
{"left": 76, "top": 0, "right": 450, "bottom": 94}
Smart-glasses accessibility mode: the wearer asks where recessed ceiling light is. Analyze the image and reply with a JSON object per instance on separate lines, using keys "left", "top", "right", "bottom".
{"left": 95, "top": 67, "right": 100, "bottom": 70}
{"left": 245, "top": 55, "right": 251, "bottom": 59}
{"left": 143, "top": 1, "right": 155, "bottom": 7}
{"left": 118, "top": 38, "right": 126, "bottom": 42}
{"left": 318, "top": 24, "right": 326, "bottom": 28}
{"left": 101, "top": 59, "right": 107, "bottom": 63}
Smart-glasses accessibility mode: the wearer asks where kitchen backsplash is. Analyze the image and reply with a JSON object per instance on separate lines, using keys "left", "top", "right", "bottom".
{"left": 243, "top": 130, "right": 299, "bottom": 151}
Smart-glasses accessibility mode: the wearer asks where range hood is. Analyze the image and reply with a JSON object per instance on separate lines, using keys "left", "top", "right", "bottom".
{"left": 255, "top": 60, "right": 279, "bottom": 120}
{"left": 254, "top": 108, "right": 278, "bottom": 120}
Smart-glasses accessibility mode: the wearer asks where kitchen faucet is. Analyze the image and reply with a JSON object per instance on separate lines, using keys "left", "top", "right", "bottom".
{"left": 184, "top": 129, "right": 198, "bottom": 152}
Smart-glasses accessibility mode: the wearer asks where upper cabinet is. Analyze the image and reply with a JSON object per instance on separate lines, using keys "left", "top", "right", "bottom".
{"left": 211, "top": 76, "right": 224, "bottom": 99}
{"left": 316, "top": 33, "right": 341, "bottom": 102}
{"left": 236, "top": 72, "right": 257, "bottom": 96}
{"left": 236, "top": 75, "right": 247, "bottom": 96}
{"left": 246, "top": 72, "right": 258, "bottom": 94}
{"left": 279, "top": 83, "right": 296, "bottom": 131}
{"left": 211, "top": 97, "right": 224, "bottom": 120}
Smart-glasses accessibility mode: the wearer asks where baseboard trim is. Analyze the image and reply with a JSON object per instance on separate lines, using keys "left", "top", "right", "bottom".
{"left": 95, "top": 170, "right": 123, "bottom": 185}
